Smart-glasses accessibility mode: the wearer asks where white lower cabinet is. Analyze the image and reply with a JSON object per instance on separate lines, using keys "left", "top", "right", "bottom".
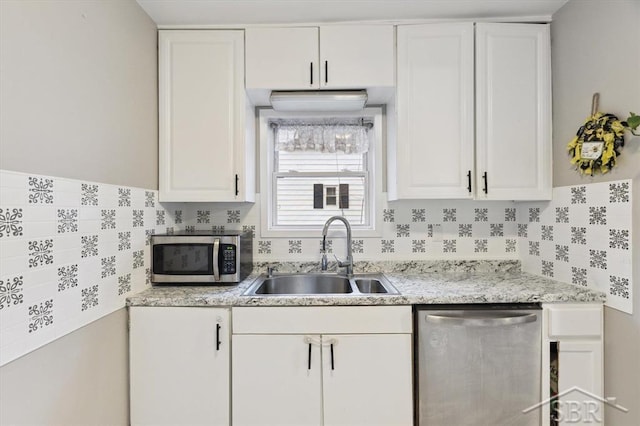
{"left": 129, "top": 307, "right": 230, "bottom": 426}
{"left": 231, "top": 306, "right": 413, "bottom": 426}
{"left": 542, "top": 303, "right": 604, "bottom": 425}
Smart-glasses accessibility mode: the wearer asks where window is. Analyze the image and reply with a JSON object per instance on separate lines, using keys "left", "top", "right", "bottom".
{"left": 259, "top": 108, "right": 383, "bottom": 237}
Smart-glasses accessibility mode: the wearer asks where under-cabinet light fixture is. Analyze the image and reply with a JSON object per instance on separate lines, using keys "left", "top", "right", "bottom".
{"left": 269, "top": 90, "right": 368, "bottom": 112}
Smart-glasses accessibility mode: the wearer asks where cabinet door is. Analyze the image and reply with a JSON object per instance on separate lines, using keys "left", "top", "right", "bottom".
{"left": 232, "top": 334, "right": 322, "bottom": 426}
{"left": 130, "top": 307, "right": 230, "bottom": 426}
{"left": 557, "top": 341, "right": 604, "bottom": 425}
{"left": 245, "top": 27, "right": 319, "bottom": 90}
{"left": 322, "top": 334, "right": 413, "bottom": 426}
{"left": 392, "top": 23, "right": 475, "bottom": 200}
{"left": 476, "top": 23, "right": 552, "bottom": 200}
{"left": 159, "top": 30, "right": 249, "bottom": 202}
{"left": 319, "top": 25, "right": 394, "bottom": 88}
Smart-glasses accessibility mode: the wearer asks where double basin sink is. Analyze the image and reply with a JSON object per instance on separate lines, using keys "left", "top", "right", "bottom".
{"left": 243, "top": 273, "right": 399, "bottom": 296}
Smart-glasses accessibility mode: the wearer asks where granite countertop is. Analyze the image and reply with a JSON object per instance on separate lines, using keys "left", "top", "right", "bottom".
{"left": 127, "top": 260, "right": 605, "bottom": 307}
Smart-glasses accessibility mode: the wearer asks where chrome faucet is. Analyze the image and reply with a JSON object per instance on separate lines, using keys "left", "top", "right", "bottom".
{"left": 321, "top": 216, "right": 353, "bottom": 277}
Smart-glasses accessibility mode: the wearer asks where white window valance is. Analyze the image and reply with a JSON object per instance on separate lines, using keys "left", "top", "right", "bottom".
{"left": 271, "top": 118, "right": 372, "bottom": 154}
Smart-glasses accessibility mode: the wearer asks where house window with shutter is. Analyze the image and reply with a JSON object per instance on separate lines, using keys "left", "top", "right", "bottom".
{"left": 259, "top": 109, "right": 383, "bottom": 237}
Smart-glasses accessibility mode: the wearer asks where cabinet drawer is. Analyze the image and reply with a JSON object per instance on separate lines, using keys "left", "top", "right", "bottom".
{"left": 232, "top": 306, "right": 412, "bottom": 334}
{"left": 547, "top": 304, "right": 602, "bottom": 338}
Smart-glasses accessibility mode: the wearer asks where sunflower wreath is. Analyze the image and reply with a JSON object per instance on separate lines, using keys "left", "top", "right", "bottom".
{"left": 567, "top": 112, "right": 626, "bottom": 175}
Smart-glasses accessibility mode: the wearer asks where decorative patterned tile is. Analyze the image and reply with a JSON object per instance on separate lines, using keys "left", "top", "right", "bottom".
{"left": 28, "top": 239, "right": 54, "bottom": 268}
{"left": 132, "top": 210, "right": 144, "bottom": 227}
{"left": 101, "top": 256, "right": 116, "bottom": 278}
{"left": 118, "top": 188, "right": 131, "bottom": 207}
{"left": 541, "top": 225, "right": 553, "bottom": 241}
{"left": 381, "top": 239, "right": 395, "bottom": 253}
{"left": 443, "top": 239, "right": 456, "bottom": 253}
{"left": 57, "top": 209, "right": 78, "bottom": 233}
{"left": 0, "top": 275, "right": 24, "bottom": 309}
{"left": 174, "top": 210, "right": 183, "bottom": 224}
{"left": 541, "top": 260, "right": 554, "bottom": 277}
{"left": 28, "top": 177, "right": 54, "bottom": 204}
{"left": 474, "top": 208, "right": 488, "bottom": 222}
{"left": 396, "top": 224, "right": 410, "bottom": 238}
{"left": 0, "top": 208, "right": 24, "bottom": 238}
{"left": 197, "top": 210, "right": 211, "bottom": 224}
{"left": 505, "top": 208, "right": 516, "bottom": 222}
{"left": 609, "top": 276, "right": 629, "bottom": 299}
{"left": 529, "top": 241, "right": 540, "bottom": 256}
{"left": 288, "top": 240, "right": 302, "bottom": 254}
{"left": 144, "top": 191, "right": 155, "bottom": 208}
{"left": 212, "top": 225, "right": 225, "bottom": 234}
{"left": 490, "top": 224, "right": 504, "bottom": 237}
{"left": 133, "top": 250, "right": 144, "bottom": 269}
{"left": 588, "top": 206, "right": 607, "bottom": 225}
{"left": 81, "top": 235, "right": 99, "bottom": 258}
{"left": 458, "top": 224, "right": 472, "bottom": 238}
{"left": 383, "top": 209, "right": 394, "bottom": 223}
{"left": 570, "top": 186, "right": 586, "bottom": 204}
{"left": 555, "top": 245, "right": 569, "bottom": 262}
{"left": 570, "top": 227, "right": 587, "bottom": 245}
{"left": 258, "top": 240, "right": 272, "bottom": 254}
{"left": 156, "top": 210, "right": 166, "bottom": 226}
{"left": 529, "top": 207, "right": 540, "bottom": 222}
{"left": 81, "top": 285, "right": 99, "bottom": 311}
{"left": 227, "top": 210, "right": 240, "bottom": 224}
{"left": 571, "top": 267, "right": 587, "bottom": 286}
{"left": 57, "top": 264, "right": 78, "bottom": 291}
{"left": 28, "top": 299, "right": 53, "bottom": 332}
{"left": 81, "top": 184, "right": 98, "bottom": 206}
{"left": 505, "top": 239, "right": 517, "bottom": 253}
{"left": 118, "top": 274, "right": 132, "bottom": 296}
{"left": 411, "top": 240, "right": 425, "bottom": 253}
{"left": 518, "top": 224, "right": 528, "bottom": 238}
{"left": 100, "top": 209, "right": 116, "bottom": 230}
{"left": 118, "top": 231, "right": 131, "bottom": 251}
{"left": 411, "top": 209, "right": 425, "bottom": 222}
{"left": 589, "top": 249, "right": 607, "bottom": 269}
{"left": 609, "top": 182, "right": 629, "bottom": 203}
{"left": 443, "top": 208, "right": 456, "bottom": 222}
{"left": 555, "top": 207, "right": 569, "bottom": 223}
{"left": 351, "top": 239, "right": 364, "bottom": 254}
{"left": 474, "top": 239, "right": 488, "bottom": 253}
{"left": 609, "top": 229, "right": 629, "bottom": 250}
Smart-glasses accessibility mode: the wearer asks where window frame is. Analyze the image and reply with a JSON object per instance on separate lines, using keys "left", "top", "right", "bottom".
{"left": 259, "top": 107, "right": 383, "bottom": 238}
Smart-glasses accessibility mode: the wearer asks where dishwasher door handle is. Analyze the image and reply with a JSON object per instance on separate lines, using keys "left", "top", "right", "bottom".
{"left": 425, "top": 312, "right": 537, "bottom": 326}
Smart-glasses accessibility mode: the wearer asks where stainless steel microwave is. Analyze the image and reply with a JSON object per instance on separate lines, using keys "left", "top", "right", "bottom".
{"left": 150, "top": 231, "right": 253, "bottom": 284}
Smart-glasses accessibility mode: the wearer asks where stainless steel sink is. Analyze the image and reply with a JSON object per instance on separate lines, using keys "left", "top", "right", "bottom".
{"left": 253, "top": 275, "right": 352, "bottom": 295}
{"left": 243, "top": 273, "right": 399, "bottom": 296}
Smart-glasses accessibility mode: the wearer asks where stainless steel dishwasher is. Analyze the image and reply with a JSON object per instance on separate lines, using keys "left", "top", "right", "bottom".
{"left": 416, "top": 304, "right": 541, "bottom": 426}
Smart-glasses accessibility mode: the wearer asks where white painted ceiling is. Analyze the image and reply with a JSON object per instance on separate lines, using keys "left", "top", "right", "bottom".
{"left": 136, "top": 0, "right": 569, "bottom": 26}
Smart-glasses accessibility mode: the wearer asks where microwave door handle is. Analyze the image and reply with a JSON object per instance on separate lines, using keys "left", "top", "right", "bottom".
{"left": 213, "top": 238, "right": 220, "bottom": 282}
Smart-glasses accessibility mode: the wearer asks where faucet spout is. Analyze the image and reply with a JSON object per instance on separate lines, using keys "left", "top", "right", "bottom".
{"left": 321, "top": 216, "right": 353, "bottom": 277}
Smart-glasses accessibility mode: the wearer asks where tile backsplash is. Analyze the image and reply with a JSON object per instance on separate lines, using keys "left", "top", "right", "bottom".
{"left": 175, "top": 195, "right": 521, "bottom": 262}
{"left": 0, "top": 170, "right": 176, "bottom": 365}
{"left": 519, "top": 179, "right": 633, "bottom": 314}
{"left": 1, "top": 168, "right": 633, "bottom": 364}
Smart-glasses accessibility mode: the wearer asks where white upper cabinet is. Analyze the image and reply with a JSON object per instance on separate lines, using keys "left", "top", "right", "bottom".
{"left": 159, "top": 30, "right": 255, "bottom": 202}
{"left": 245, "top": 25, "right": 394, "bottom": 90}
{"left": 245, "top": 27, "right": 319, "bottom": 90}
{"left": 475, "top": 23, "right": 552, "bottom": 200}
{"left": 390, "top": 22, "right": 551, "bottom": 201}
{"left": 319, "top": 25, "right": 395, "bottom": 88}
{"left": 392, "top": 23, "right": 475, "bottom": 200}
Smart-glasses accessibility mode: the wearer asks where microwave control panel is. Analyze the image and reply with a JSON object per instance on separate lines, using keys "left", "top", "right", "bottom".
{"left": 220, "top": 244, "right": 237, "bottom": 274}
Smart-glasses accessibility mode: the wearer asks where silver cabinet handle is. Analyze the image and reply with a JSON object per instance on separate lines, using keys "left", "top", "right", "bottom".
{"left": 213, "top": 238, "right": 220, "bottom": 281}
{"left": 426, "top": 312, "right": 537, "bottom": 327}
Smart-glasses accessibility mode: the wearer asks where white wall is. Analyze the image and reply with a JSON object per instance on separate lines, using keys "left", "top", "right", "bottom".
{"left": 552, "top": 0, "right": 640, "bottom": 423}
{"left": 0, "top": 0, "right": 158, "bottom": 189}
{"left": 0, "top": 0, "right": 157, "bottom": 424}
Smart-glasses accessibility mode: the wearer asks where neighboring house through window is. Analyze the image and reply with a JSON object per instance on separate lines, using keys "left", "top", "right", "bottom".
{"left": 259, "top": 108, "right": 383, "bottom": 237}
